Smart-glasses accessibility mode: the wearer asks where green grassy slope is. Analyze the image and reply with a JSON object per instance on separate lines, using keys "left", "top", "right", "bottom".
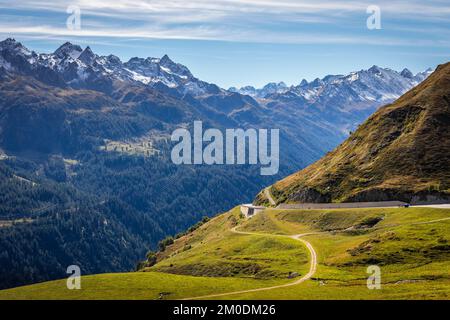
{"left": 218, "top": 207, "right": 450, "bottom": 299}
{"left": 0, "top": 206, "right": 448, "bottom": 300}
{"left": 145, "top": 207, "right": 308, "bottom": 279}
{"left": 0, "top": 272, "right": 285, "bottom": 300}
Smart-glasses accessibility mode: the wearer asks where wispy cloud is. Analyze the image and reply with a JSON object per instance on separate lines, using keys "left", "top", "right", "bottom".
{"left": 0, "top": 0, "right": 449, "bottom": 45}
{"left": 2, "top": 0, "right": 449, "bottom": 17}
{"left": 2, "top": 24, "right": 449, "bottom": 48}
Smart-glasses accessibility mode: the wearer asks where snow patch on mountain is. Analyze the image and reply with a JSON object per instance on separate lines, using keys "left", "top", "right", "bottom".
{"left": 0, "top": 55, "right": 12, "bottom": 71}
{"left": 229, "top": 82, "right": 289, "bottom": 98}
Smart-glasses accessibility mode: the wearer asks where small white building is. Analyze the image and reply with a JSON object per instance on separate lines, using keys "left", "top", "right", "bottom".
{"left": 240, "top": 204, "right": 266, "bottom": 218}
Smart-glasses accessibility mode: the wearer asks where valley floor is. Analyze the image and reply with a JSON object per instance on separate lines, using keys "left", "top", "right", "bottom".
{"left": 0, "top": 207, "right": 449, "bottom": 300}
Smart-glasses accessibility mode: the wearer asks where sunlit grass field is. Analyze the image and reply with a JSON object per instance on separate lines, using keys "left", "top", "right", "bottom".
{"left": 0, "top": 207, "right": 449, "bottom": 300}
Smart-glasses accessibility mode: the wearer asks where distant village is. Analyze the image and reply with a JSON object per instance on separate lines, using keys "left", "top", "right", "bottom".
{"left": 101, "top": 140, "right": 160, "bottom": 157}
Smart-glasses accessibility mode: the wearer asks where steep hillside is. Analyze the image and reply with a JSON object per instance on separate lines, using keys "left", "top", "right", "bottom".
{"left": 260, "top": 62, "right": 450, "bottom": 205}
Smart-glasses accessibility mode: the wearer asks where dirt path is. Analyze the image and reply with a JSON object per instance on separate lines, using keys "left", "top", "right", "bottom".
{"left": 264, "top": 187, "right": 276, "bottom": 206}
{"left": 413, "top": 217, "right": 450, "bottom": 224}
{"left": 413, "top": 204, "right": 450, "bottom": 209}
{"left": 182, "top": 226, "right": 318, "bottom": 300}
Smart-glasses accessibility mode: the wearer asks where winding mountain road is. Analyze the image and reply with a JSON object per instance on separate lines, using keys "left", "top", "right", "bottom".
{"left": 264, "top": 187, "right": 276, "bottom": 206}
{"left": 182, "top": 226, "right": 318, "bottom": 300}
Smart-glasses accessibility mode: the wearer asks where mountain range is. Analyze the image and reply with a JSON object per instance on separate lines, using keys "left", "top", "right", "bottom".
{"left": 230, "top": 67, "right": 431, "bottom": 102}
{"left": 0, "top": 37, "right": 432, "bottom": 143}
{"left": 0, "top": 38, "right": 435, "bottom": 289}
{"left": 0, "top": 39, "right": 221, "bottom": 96}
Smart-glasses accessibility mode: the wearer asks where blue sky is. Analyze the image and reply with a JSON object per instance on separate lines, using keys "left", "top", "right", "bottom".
{"left": 0, "top": 0, "right": 449, "bottom": 88}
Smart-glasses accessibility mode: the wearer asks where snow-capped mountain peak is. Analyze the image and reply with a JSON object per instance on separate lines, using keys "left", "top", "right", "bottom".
{"left": 229, "top": 81, "right": 289, "bottom": 98}
{"left": 299, "top": 79, "right": 308, "bottom": 87}
{"left": 310, "top": 78, "right": 324, "bottom": 88}
{"left": 400, "top": 68, "right": 414, "bottom": 79}
{"left": 160, "top": 54, "right": 172, "bottom": 65}
{"left": 368, "top": 65, "right": 382, "bottom": 74}
{"left": 78, "top": 46, "right": 97, "bottom": 65}
{"left": 0, "top": 38, "right": 33, "bottom": 57}
{"left": 159, "top": 54, "right": 193, "bottom": 79}
{"left": 54, "top": 42, "right": 83, "bottom": 60}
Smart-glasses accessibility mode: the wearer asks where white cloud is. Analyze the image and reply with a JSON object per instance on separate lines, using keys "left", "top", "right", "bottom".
{"left": 0, "top": 0, "right": 449, "bottom": 45}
